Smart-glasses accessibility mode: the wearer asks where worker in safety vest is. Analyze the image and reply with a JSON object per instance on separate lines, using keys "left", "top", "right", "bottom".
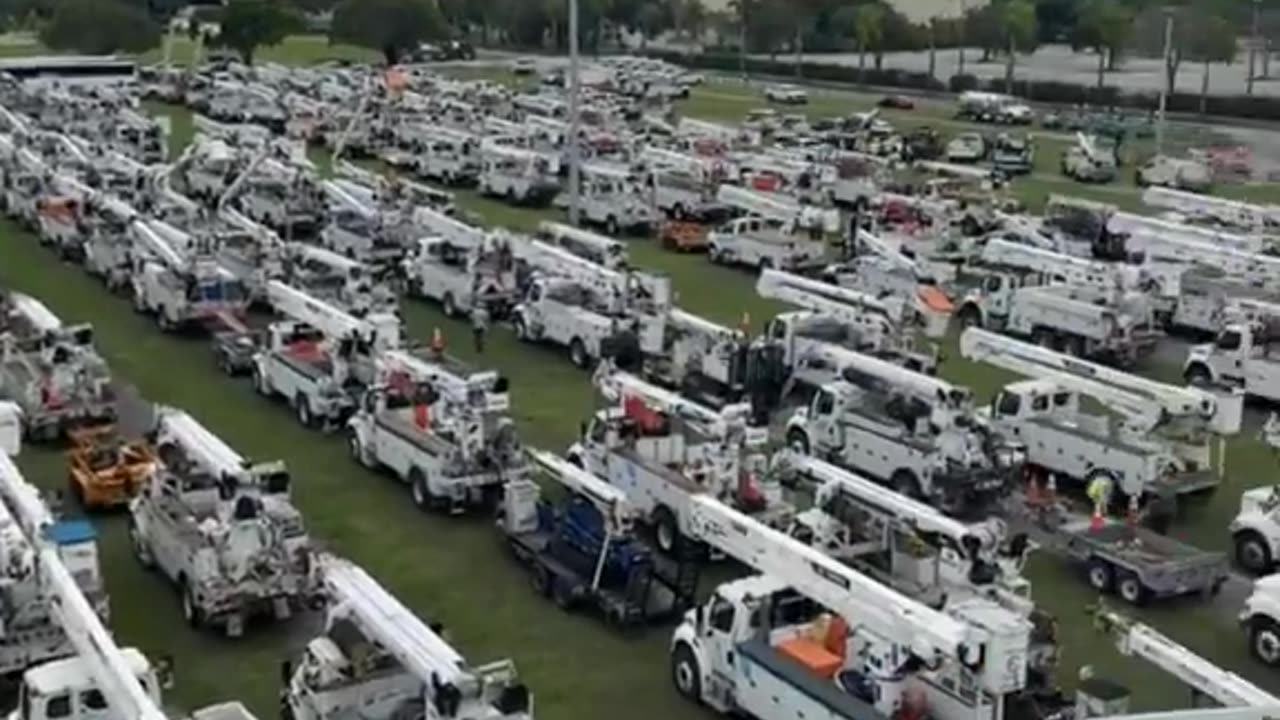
{"left": 1086, "top": 474, "right": 1111, "bottom": 515}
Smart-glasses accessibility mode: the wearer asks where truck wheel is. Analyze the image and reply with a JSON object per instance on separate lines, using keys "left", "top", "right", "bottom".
{"left": 606, "top": 216, "right": 620, "bottom": 236}
{"left": 568, "top": 338, "right": 589, "bottom": 369}
{"left": 513, "top": 317, "right": 529, "bottom": 342}
{"left": 349, "top": 432, "right": 373, "bottom": 468}
{"left": 957, "top": 305, "right": 982, "bottom": 329}
{"left": 1116, "top": 574, "right": 1148, "bottom": 606}
{"left": 181, "top": 579, "right": 203, "bottom": 628}
{"left": 890, "top": 470, "right": 924, "bottom": 500}
{"left": 671, "top": 643, "right": 702, "bottom": 702}
{"left": 672, "top": 203, "right": 687, "bottom": 221}
{"left": 130, "top": 522, "right": 154, "bottom": 570}
{"left": 1031, "top": 328, "right": 1055, "bottom": 348}
{"left": 653, "top": 506, "right": 680, "bottom": 555}
{"left": 1251, "top": 620, "right": 1280, "bottom": 666}
{"left": 786, "top": 429, "right": 810, "bottom": 455}
{"left": 1235, "top": 531, "right": 1274, "bottom": 575}
{"left": 529, "top": 564, "right": 551, "bottom": 598}
{"left": 1184, "top": 364, "right": 1211, "bottom": 387}
{"left": 409, "top": 468, "right": 432, "bottom": 511}
{"left": 132, "top": 290, "right": 148, "bottom": 314}
{"left": 1086, "top": 559, "right": 1113, "bottom": 593}
{"left": 442, "top": 293, "right": 457, "bottom": 317}
{"left": 253, "top": 367, "right": 271, "bottom": 396}
{"left": 157, "top": 310, "right": 176, "bottom": 333}
{"left": 295, "top": 394, "right": 314, "bottom": 428}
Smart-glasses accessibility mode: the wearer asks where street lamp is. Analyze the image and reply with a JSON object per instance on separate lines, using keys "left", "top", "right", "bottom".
{"left": 567, "top": 0, "right": 582, "bottom": 226}
{"left": 1155, "top": 8, "right": 1174, "bottom": 156}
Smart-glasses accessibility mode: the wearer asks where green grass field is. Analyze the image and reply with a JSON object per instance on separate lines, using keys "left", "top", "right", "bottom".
{"left": 2, "top": 45, "right": 1280, "bottom": 720}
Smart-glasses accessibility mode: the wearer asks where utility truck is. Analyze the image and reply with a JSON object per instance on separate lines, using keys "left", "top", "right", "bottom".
{"left": 1183, "top": 320, "right": 1280, "bottom": 403}
{"left": 1229, "top": 415, "right": 1280, "bottom": 575}
{"left": 129, "top": 407, "right": 318, "bottom": 637}
{"left": 562, "top": 162, "right": 656, "bottom": 235}
{"left": 402, "top": 207, "right": 520, "bottom": 319}
{"left": 785, "top": 349, "right": 1019, "bottom": 513}
{"left": 129, "top": 218, "right": 250, "bottom": 333}
{"left": 348, "top": 350, "right": 528, "bottom": 513}
{"left": 637, "top": 146, "right": 725, "bottom": 221}
{"left": 477, "top": 142, "right": 559, "bottom": 206}
{"left": 252, "top": 281, "right": 400, "bottom": 429}
{"left": 1144, "top": 185, "right": 1279, "bottom": 236}
{"left": 0, "top": 448, "right": 109, "bottom": 675}
{"left": 567, "top": 369, "right": 784, "bottom": 554}
{"left": 319, "top": 181, "right": 408, "bottom": 267}
{"left": 643, "top": 309, "right": 749, "bottom": 407}
{"left": 536, "top": 220, "right": 627, "bottom": 271}
{"left": 706, "top": 185, "right": 829, "bottom": 271}
{"left": 0, "top": 294, "right": 114, "bottom": 440}
{"left": 283, "top": 556, "right": 532, "bottom": 720}
{"left": 1, "top": 443, "right": 262, "bottom": 720}
{"left": 962, "top": 328, "right": 1236, "bottom": 501}
{"left": 408, "top": 125, "right": 482, "bottom": 185}
{"left": 755, "top": 268, "right": 937, "bottom": 390}
{"left": 285, "top": 243, "right": 396, "bottom": 317}
{"left": 512, "top": 241, "right": 670, "bottom": 369}
{"left": 498, "top": 449, "right": 698, "bottom": 627}
{"left": 824, "top": 229, "right": 954, "bottom": 339}
{"left": 671, "top": 494, "right": 1035, "bottom": 720}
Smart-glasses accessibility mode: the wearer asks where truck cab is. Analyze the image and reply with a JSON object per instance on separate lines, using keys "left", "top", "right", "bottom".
{"left": 1184, "top": 323, "right": 1280, "bottom": 401}
{"left": 10, "top": 649, "right": 161, "bottom": 720}
{"left": 1231, "top": 484, "right": 1280, "bottom": 575}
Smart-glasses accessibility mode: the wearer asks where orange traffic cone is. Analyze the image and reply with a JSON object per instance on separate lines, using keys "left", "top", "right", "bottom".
{"left": 1024, "top": 470, "right": 1042, "bottom": 507}
{"left": 1089, "top": 504, "right": 1106, "bottom": 533}
{"left": 414, "top": 403, "right": 430, "bottom": 430}
{"left": 430, "top": 327, "right": 445, "bottom": 357}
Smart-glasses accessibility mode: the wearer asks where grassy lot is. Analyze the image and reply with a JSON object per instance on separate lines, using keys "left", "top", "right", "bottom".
{"left": 5, "top": 51, "right": 1280, "bottom": 720}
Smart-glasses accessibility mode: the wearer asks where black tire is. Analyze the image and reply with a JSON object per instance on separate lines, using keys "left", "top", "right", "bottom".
{"left": 530, "top": 564, "right": 551, "bottom": 598}
{"left": 409, "top": 468, "right": 431, "bottom": 511}
{"left": 253, "top": 367, "right": 271, "bottom": 396}
{"left": 1116, "top": 573, "right": 1148, "bottom": 606}
{"left": 349, "top": 432, "right": 374, "bottom": 469}
{"left": 550, "top": 577, "right": 575, "bottom": 610}
{"left": 786, "top": 428, "right": 810, "bottom": 455}
{"left": 653, "top": 506, "right": 680, "bottom": 555}
{"left": 671, "top": 643, "right": 702, "bottom": 702}
{"left": 1250, "top": 619, "right": 1280, "bottom": 666}
{"left": 957, "top": 305, "right": 982, "bottom": 329}
{"left": 130, "top": 522, "right": 154, "bottom": 570}
{"left": 1086, "top": 558, "right": 1113, "bottom": 593}
{"left": 513, "top": 317, "right": 529, "bottom": 342}
{"left": 295, "top": 394, "right": 314, "bottom": 428}
{"left": 891, "top": 470, "right": 924, "bottom": 500}
{"left": 181, "top": 579, "right": 202, "bottom": 628}
{"left": 569, "top": 338, "right": 589, "bottom": 369}
{"left": 1185, "top": 364, "right": 1212, "bottom": 388}
{"left": 1235, "top": 531, "right": 1274, "bottom": 575}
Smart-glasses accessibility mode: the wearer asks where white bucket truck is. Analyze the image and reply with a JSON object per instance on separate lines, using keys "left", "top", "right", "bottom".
{"left": 512, "top": 241, "right": 670, "bottom": 370}
{"left": 283, "top": 556, "right": 532, "bottom": 720}
{"left": 1184, "top": 320, "right": 1280, "bottom": 403}
{"left": 129, "top": 407, "right": 318, "bottom": 637}
{"left": 962, "top": 328, "right": 1238, "bottom": 504}
{"left": 318, "top": 181, "right": 408, "bottom": 267}
{"left": 253, "top": 281, "right": 401, "bottom": 430}
{"left": 644, "top": 309, "right": 750, "bottom": 407}
{"left": 285, "top": 243, "right": 396, "bottom": 317}
{"left": 477, "top": 142, "right": 559, "bottom": 206}
{"left": 535, "top": 220, "right": 627, "bottom": 271}
{"left": 562, "top": 162, "right": 656, "bottom": 235}
{"left": 785, "top": 349, "right": 1019, "bottom": 513}
{"left": 348, "top": 350, "right": 528, "bottom": 513}
{"left": 824, "top": 229, "right": 955, "bottom": 339}
{"left": 707, "top": 185, "right": 830, "bottom": 271}
{"left": 402, "top": 207, "right": 520, "bottom": 319}
{"left": 410, "top": 126, "right": 482, "bottom": 185}
{"left": 567, "top": 369, "right": 784, "bottom": 554}
{"left": 1228, "top": 416, "right": 1280, "bottom": 575}
{"left": 756, "top": 268, "right": 937, "bottom": 390}
{"left": 671, "top": 494, "right": 1034, "bottom": 720}
{"left": 637, "top": 146, "right": 725, "bottom": 221}
{"left": 128, "top": 218, "right": 250, "bottom": 333}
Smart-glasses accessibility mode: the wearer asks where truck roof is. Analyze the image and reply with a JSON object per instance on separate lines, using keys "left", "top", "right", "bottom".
{"left": 26, "top": 647, "right": 150, "bottom": 696}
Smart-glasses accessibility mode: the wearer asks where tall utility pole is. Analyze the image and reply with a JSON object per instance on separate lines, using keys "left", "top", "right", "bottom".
{"left": 567, "top": 0, "right": 582, "bottom": 226}
{"left": 957, "top": 0, "right": 967, "bottom": 76}
{"left": 1248, "top": 0, "right": 1262, "bottom": 96}
{"left": 1155, "top": 9, "right": 1174, "bottom": 156}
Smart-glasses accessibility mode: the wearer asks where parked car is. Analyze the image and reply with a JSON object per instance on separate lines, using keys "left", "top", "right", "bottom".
{"left": 945, "top": 132, "right": 988, "bottom": 163}
{"left": 512, "top": 57, "right": 537, "bottom": 76}
{"left": 878, "top": 95, "right": 915, "bottom": 110}
{"left": 1136, "top": 155, "right": 1212, "bottom": 192}
{"left": 763, "top": 84, "right": 808, "bottom": 105}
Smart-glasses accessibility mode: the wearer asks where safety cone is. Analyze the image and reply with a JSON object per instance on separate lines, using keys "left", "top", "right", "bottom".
{"left": 430, "top": 327, "right": 445, "bottom": 357}
{"left": 1024, "top": 471, "right": 1042, "bottom": 507}
{"left": 1089, "top": 505, "right": 1105, "bottom": 533}
{"left": 414, "top": 403, "right": 430, "bottom": 430}
{"left": 1125, "top": 495, "right": 1139, "bottom": 529}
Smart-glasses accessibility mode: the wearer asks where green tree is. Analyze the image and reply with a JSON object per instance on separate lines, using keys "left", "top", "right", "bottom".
{"left": 636, "top": 1, "right": 668, "bottom": 47}
{"left": 998, "top": 0, "right": 1037, "bottom": 92}
{"left": 1186, "top": 8, "right": 1240, "bottom": 112}
{"left": 1072, "top": 0, "right": 1134, "bottom": 87}
{"left": 965, "top": 4, "right": 1003, "bottom": 62}
{"left": 39, "top": 0, "right": 160, "bottom": 54}
{"left": 216, "top": 0, "right": 300, "bottom": 65}
{"left": 850, "top": 2, "right": 885, "bottom": 84}
{"left": 329, "top": 0, "right": 445, "bottom": 64}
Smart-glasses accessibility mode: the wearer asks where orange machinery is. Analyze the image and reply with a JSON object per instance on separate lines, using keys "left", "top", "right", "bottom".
{"left": 66, "top": 424, "right": 156, "bottom": 510}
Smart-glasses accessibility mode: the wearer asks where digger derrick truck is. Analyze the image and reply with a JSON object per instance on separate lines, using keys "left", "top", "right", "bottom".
{"left": 567, "top": 369, "right": 786, "bottom": 555}
{"left": 0, "top": 293, "right": 113, "bottom": 441}
{"left": 348, "top": 350, "right": 529, "bottom": 514}
{"left": 283, "top": 556, "right": 533, "bottom": 720}
{"left": 128, "top": 407, "right": 318, "bottom": 637}
{"left": 785, "top": 349, "right": 1019, "bottom": 514}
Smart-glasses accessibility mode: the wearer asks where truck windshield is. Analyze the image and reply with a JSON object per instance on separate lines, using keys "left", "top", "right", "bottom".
{"left": 1217, "top": 331, "right": 1242, "bottom": 350}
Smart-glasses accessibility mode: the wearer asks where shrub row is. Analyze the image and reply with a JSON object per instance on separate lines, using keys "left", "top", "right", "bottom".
{"left": 648, "top": 51, "right": 1280, "bottom": 123}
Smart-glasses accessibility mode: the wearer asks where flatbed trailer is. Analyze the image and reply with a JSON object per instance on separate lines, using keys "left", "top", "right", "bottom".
{"left": 1058, "top": 519, "right": 1227, "bottom": 606}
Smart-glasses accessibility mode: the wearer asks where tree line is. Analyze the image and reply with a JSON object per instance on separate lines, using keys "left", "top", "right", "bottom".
{"left": 1, "top": 0, "right": 1276, "bottom": 99}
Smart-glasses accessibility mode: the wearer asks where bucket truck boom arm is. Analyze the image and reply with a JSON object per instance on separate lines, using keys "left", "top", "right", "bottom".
{"left": 1094, "top": 609, "right": 1280, "bottom": 708}
{"left": 531, "top": 449, "right": 635, "bottom": 532}
{"left": 756, "top": 268, "right": 903, "bottom": 323}
{"left": 131, "top": 218, "right": 189, "bottom": 270}
{"left": 266, "top": 280, "right": 370, "bottom": 342}
{"left": 980, "top": 238, "right": 1134, "bottom": 289}
{"left": 0, "top": 453, "right": 167, "bottom": 720}
{"left": 416, "top": 205, "right": 484, "bottom": 249}
{"left": 854, "top": 229, "right": 921, "bottom": 277}
{"left": 379, "top": 350, "right": 507, "bottom": 411}
{"left": 319, "top": 555, "right": 528, "bottom": 717}
{"left": 685, "top": 494, "right": 985, "bottom": 670}
{"left": 835, "top": 347, "right": 972, "bottom": 408}
{"left": 958, "top": 328, "right": 1216, "bottom": 427}
{"left": 595, "top": 369, "right": 754, "bottom": 439}
{"left": 717, "top": 184, "right": 801, "bottom": 223}
{"left": 154, "top": 406, "right": 247, "bottom": 480}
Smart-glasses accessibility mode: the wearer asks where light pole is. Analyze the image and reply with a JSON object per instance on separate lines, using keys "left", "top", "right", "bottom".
{"left": 1248, "top": 0, "right": 1262, "bottom": 96}
{"left": 567, "top": 0, "right": 582, "bottom": 226}
{"left": 957, "top": 0, "right": 967, "bottom": 76}
{"left": 1155, "top": 9, "right": 1174, "bottom": 156}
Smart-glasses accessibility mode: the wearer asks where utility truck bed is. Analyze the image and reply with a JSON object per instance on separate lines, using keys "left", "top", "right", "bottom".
{"left": 1061, "top": 520, "right": 1227, "bottom": 605}
{"left": 737, "top": 637, "right": 884, "bottom": 720}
